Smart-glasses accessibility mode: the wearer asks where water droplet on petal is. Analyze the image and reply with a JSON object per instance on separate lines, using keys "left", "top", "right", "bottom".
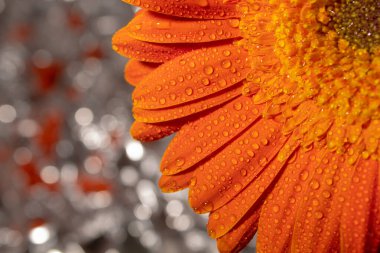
{"left": 159, "top": 98, "right": 166, "bottom": 104}
{"left": 202, "top": 78, "right": 210, "bottom": 86}
{"left": 272, "top": 205, "right": 280, "bottom": 213}
{"left": 190, "top": 177, "right": 197, "bottom": 186}
{"left": 204, "top": 66, "right": 214, "bottom": 75}
{"left": 233, "top": 183, "right": 242, "bottom": 192}
{"left": 234, "top": 102, "right": 242, "bottom": 111}
{"left": 229, "top": 19, "right": 240, "bottom": 28}
{"left": 176, "top": 158, "right": 185, "bottom": 166}
{"left": 300, "top": 170, "right": 309, "bottom": 181}
{"left": 185, "top": 87, "right": 193, "bottom": 96}
{"left": 240, "top": 169, "right": 247, "bottom": 176}
{"left": 212, "top": 212, "right": 220, "bottom": 220}
{"left": 203, "top": 201, "right": 213, "bottom": 212}
{"left": 310, "top": 179, "right": 320, "bottom": 190}
{"left": 222, "top": 59, "right": 232, "bottom": 69}
{"left": 315, "top": 211, "right": 324, "bottom": 219}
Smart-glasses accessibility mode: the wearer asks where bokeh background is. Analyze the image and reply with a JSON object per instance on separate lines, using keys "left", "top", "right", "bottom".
{"left": 0, "top": 0, "right": 256, "bottom": 252}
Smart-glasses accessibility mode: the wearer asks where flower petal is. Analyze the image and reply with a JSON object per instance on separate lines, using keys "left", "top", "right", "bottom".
{"left": 207, "top": 137, "right": 298, "bottom": 238}
{"left": 189, "top": 118, "right": 288, "bottom": 213}
{"left": 161, "top": 96, "right": 263, "bottom": 175}
{"left": 125, "top": 60, "right": 161, "bottom": 86}
{"left": 132, "top": 83, "right": 242, "bottom": 123}
{"left": 130, "top": 121, "right": 181, "bottom": 141}
{"left": 123, "top": 0, "right": 239, "bottom": 19}
{"left": 112, "top": 34, "right": 201, "bottom": 62}
{"left": 159, "top": 168, "right": 195, "bottom": 193}
{"left": 133, "top": 44, "right": 248, "bottom": 109}
{"left": 256, "top": 147, "right": 325, "bottom": 252}
{"left": 125, "top": 10, "right": 241, "bottom": 44}
{"left": 216, "top": 207, "right": 260, "bottom": 253}
{"left": 340, "top": 159, "right": 380, "bottom": 253}
{"left": 289, "top": 150, "right": 353, "bottom": 252}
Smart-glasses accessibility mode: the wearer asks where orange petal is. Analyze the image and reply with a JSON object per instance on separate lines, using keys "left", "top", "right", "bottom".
{"left": 133, "top": 44, "right": 249, "bottom": 109}
{"left": 123, "top": 0, "right": 239, "bottom": 19}
{"left": 216, "top": 207, "right": 260, "bottom": 253}
{"left": 289, "top": 150, "right": 352, "bottom": 252}
{"left": 256, "top": 147, "right": 325, "bottom": 252}
{"left": 130, "top": 121, "right": 181, "bottom": 141}
{"left": 340, "top": 159, "right": 380, "bottom": 253}
{"left": 125, "top": 60, "right": 161, "bottom": 86}
{"left": 189, "top": 119, "right": 288, "bottom": 213}
{"left": 132, "top": 83, "right": 242, "bottom": 123}
{"left": 126, "top": 11, "right": 241, "bottom": 44}
{"left": 207, "top": 137, "right": 298, "bottom": 238}
{"left": 158, "top": 168, "right": 195, "bottom": 193}
{"left": 161, "top": 96, "right": 263, "bottom": 175}
{"left": 113, "top": 34, "right": 210, "bottom": 63}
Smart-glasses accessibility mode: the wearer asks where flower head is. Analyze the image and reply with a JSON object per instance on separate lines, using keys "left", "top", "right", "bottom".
{"left": 113, "top": 0, "right": 380, "bottom": 252}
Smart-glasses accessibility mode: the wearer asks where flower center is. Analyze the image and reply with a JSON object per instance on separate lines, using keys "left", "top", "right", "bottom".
{"left": 238, "top": 0, "right": 380, "bottom": 161}
{"left": 327, "top": 0, "right": 380, "bottom": 52}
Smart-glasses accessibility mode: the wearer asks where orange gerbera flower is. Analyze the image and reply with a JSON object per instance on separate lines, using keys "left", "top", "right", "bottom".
{"left": 113, "top": 0, "right": 380, "bottom": 252}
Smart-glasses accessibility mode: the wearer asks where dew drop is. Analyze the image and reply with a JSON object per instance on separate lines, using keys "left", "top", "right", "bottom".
{"left": 300, "top": 170, "right": 309, "bottom": 181}
{"left": 259, "top": 157, "right": 268, "bottom": 166}
{"left": 185, "top": 87, "right": 193, "bottom": 96}
{"left": 310, "top": 179, "right": 320, "bottom": 190}
{"left": 190, "top": 177, "right": 197, "bottom": 186}
{"left": 272, "top": 205, "right": 280, "bottom": 213}
{"left": 230, "top": 214, "right": 237, "bottom": 223}
{"left": 229, "top": 19, "right": 240, "bottom": 28}
{"left": 314, "top": 211, "right": 324, "bottom": 219}
{"left": 203, "top": 201, "right": 213, "bottom": 212}
{"left": 247, "top": 150, "right": 255, "bottom": 157}
{"left": 325, "top": 178, "right": 334, "bottom": 186}
{"left": 209, "top": 229, "right": 216, "bottom": 238}
{"left": 176, "top": 158, "right": 185, "bottom": 167}
{"left": 204, "top": 66, "right": 214, "bottom": 75}
{"left": 169, "top": 93, "right": 177, "bottom": 100}
{"left": 195, "top": 146, "right": 202, "bottom": 153}
{"left": 233, "top": 183, "right": 242, "bottom": 192}
{"left": 251, "top": 131, "right": 259, "bottom": 138}
{"left": 222, "top": 59, "right": 232, "bottom": 69}
{"left": 218, "top": 79, "right": 227, "bottom": 87}
{"left": 153, "top": 21, "right": 171, "bottom": 30}
{"left": 233, "top": 102, "right": 242, "bottom": 111}
{"left": 260, "top": 138, "right": 269, "bottom": 145}
{"left": 212, "top": 212, "right": 220, "bottom": 220}
{"left": 223, "top": 50, "right": 231, "bottom": 57}
{"left": 202, "top": 78, "right": 210, "bottom": 86}
{"left": 240, "top": 169, "right": 247, "bottom": 176}
{"left": 322, "top": 191, "right": 331, "bottom": 198}
{"left": 132, "top": 23, "right": 142, "bottom": 31}
{"left": 159, "top": 98, "right": 166, "bottom": 105}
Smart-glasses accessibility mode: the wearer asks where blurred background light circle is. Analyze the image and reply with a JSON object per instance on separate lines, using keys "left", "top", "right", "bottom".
{"left": 75, "top": 107, "right": 94, "bottom": 126}
{"left": 28, "top": 225, "right": 50, "bottom": 245}
{"left": 0, "top": 104, "right": 17, "bottom": 123}
{"left": 125, "top": 140, "right": 144, "bottom": 161}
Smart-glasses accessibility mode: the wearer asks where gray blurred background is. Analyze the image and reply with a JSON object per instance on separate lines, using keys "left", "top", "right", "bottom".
{"left": 0, "top": 0, "right": 256, "bottom": 252}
